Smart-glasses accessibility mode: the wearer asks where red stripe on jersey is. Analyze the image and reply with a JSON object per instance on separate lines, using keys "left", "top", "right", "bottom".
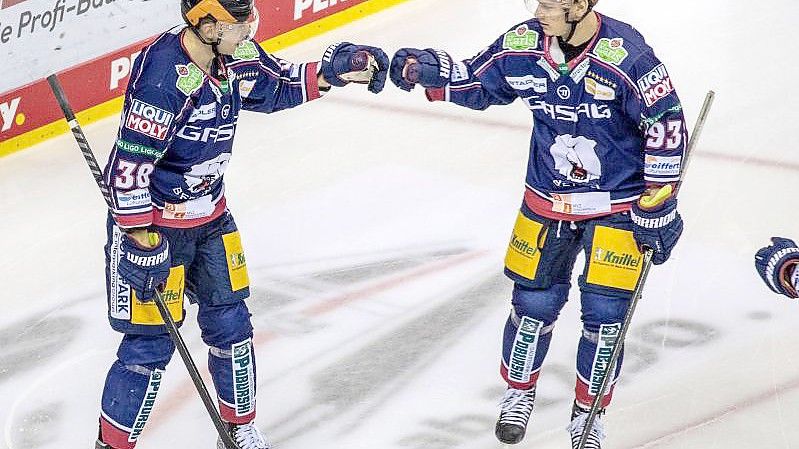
{"left": 523, "top": 188, "right": 633, "bottom": 222}
{"left": 152, "top": 197, "right": 227, "bottom": 229}
{"left": 305, "top": 62, "right": 321, "bottom": 101}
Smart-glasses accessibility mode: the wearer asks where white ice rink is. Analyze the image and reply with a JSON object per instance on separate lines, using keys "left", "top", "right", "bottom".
{"left": 2, "top": 0, "right": 799, "bottom": 448}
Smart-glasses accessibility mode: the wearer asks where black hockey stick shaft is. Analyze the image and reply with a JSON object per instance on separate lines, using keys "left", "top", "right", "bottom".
{"left": 577, "top": 90, "right": 716, "bottom": 449}
{"left": 46, "top": 74, "right": 239, "bottom": 449}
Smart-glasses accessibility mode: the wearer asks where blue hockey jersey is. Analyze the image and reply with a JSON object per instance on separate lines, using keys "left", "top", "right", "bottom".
{"left": 104, "top": 26, "right": 322, "bottom": 229}
{"left": 426, "top": 13, "right": 686, "bottom": 221}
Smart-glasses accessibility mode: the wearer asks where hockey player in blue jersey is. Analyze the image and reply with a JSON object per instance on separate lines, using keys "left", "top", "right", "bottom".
{"left": 756, "top": 238, "right": 799, "bottom": 298}
{"left": 95, "top": 1, "right": 388, "bottom": 448}
{"left": 388, "top": 0, "right": 685, "bottom": 447}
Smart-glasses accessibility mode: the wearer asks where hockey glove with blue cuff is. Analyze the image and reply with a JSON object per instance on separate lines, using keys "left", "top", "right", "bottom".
{"left": 118, "top": 231, "right": 171, "bottom": 302}
{"left": 755, "top": 237, "right": 799, "bottom": 298}
{"left": 320, "top": 42, "right": 389, "bottom": 94}
{"left": 390, "top": 48, "right": 453, "bottom": 91}
{"left": 630, "top": 187, "right": 683, "bottom": 265}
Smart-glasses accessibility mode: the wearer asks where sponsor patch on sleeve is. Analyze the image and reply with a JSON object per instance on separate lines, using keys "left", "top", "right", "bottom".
{"left": 637, "top": 64, "right": 674, "bottom": 107}
{"left": 115, "top": 188, "right": 151, "bottom": 209}
{"left": 124, "top": 99, "right": 174, "bottom": 141}
{"left": 644, "top": 155, "right": 682, "bottom": 177}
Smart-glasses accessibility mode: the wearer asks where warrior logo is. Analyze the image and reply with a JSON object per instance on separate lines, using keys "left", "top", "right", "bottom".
{"left": 549, "top": 134, "right": 601, "bottom": 183}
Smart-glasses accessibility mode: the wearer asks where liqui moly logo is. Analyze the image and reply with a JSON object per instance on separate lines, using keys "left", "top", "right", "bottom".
{"left": 637, "top": 64, "right": 674, "bottom": 107}
{"left": 125, "top": 99, "right": 174, "bottom": 140}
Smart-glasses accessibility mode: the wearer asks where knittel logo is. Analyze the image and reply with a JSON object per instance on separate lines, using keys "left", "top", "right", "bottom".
{"left": 124, "top": 99, "right": 174, "bottom": 140}
{"left": 593, "top": 247, "right": 641, "bottom": 271}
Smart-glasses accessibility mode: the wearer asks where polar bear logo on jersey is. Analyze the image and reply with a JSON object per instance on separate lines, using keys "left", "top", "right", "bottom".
{"left": 184, "top": 153, "right": 231, "bottom": 194}
{"left": 549, "top": 134, "right": 601, "bottom": 184}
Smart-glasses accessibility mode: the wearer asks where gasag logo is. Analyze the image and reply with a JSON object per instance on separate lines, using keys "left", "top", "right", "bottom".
{"left": 177, "top": 123, "right": 235, "bottom": 143}
{"left": 527, "top": 100, "right": 611, "bottom": 122}
{"left": 637, "top": 64, "right": 674, "bottom": 107}
{"left": 125, "top": 100, "right": 174, "bottom": 140}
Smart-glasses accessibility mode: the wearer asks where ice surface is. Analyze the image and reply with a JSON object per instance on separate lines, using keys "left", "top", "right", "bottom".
{"left": 1, "top": 0, "right": 799, "bottom": 448}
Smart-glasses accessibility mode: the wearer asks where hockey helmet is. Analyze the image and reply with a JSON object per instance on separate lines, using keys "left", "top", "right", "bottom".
{"left": 182, "top": 0, "right": 253, "bottom": 26}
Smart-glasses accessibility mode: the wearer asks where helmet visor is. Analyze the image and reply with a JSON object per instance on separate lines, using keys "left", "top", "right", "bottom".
{"left": 525, "top": 0, "right": 571, "bottom": 16}
{"left": 218, "top": 7, "right": 259, "bottom": 43}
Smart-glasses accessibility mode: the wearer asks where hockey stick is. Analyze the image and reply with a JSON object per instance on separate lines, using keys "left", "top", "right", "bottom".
{"left": 46, "top": 74, "right": 239, "bottom": 449}
{"left": 576, "top": 90, "right": 716, "bottom": 449}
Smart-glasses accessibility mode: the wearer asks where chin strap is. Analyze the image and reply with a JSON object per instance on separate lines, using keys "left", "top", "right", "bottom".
{"left": 563, "top": 2, "right": 594, "bottom": 44}
{"left": 189, "top": 25, "right": 222, "bottom": 56}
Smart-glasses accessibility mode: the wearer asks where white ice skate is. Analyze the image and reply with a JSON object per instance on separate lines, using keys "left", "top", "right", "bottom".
{"left": 217, "top": 422, "right": 271, "bottom": 449}
{"left": 567, "top": 402, "right": 606, "bottom": 449}
{"left": 495, "top": 387, "right": 536, "bottom": 444}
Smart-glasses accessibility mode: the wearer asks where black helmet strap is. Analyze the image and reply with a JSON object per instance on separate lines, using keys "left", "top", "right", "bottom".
{"left": 563, "top": 0, "right": 594, "bottom": 44}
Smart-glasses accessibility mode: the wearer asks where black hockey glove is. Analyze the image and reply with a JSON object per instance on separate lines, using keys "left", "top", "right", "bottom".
{"left": 630, "top": 196, "right": 683, "bottom": 265}
{"left": 320, "top": 42, "right": 389, "bottom": 93}
{"left": 389, "top": 48, "right": 452, "bottom": 91}
{"left": 755, "top": 237, "right": 799, "bottom": 298}
{"left": 118, "top": 231, "right": 171, "bottom": 302}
